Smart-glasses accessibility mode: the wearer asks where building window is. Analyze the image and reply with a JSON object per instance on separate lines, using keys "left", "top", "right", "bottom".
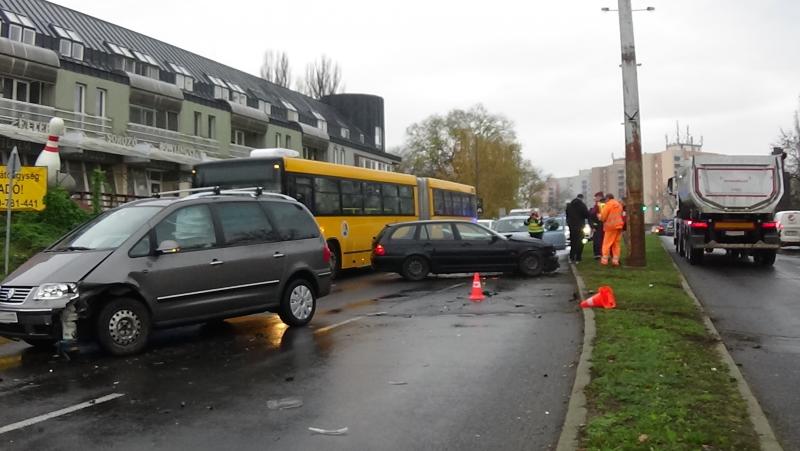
{"left": 169, "top": 63, "right": 193, "bottom": 91}
{"left": 374, "top": 126, "right": 382, "bottom": 147}
{"left": 95, "top": 88, "right": 106, "bottom": 117}
{"left": 285, "top": 135, "right": 292, "bottom": 149}
{"left": 333, "top": 147, "right": 346, "bottom": 165}
{"left": 208, "top": 115, "right": 216, "bottom": 139}
{"left": 359, "top": 133, "right": 365, "bottom": 144}
{"left": 340, "top": 128, "right": 350, "bottom": 139}
{"left": 107, "top": 43, "right": 159, "bottom": 78}
{"left": 130, "top": 104, "right": 155, "bottom": 127}
{"left": 208, "top": 76, "right": 230, "bottom": 100}
{"left": 3, "top": 10, "right": 36, "bottom": 45}
{"left": 227, "top": 82, "right": 247, "bottom": 105}
{"left": 275, "top": 133, "right": 282, "bottom": 147}
{"left": 74, "top": 83, "right": 85, "bottom": 114}
{"left": 193, "top": 112, "right": 202, "bottom": 136}
{"left": 282, "top": 100, "right": 298, "bottom": 122}
{"left": 1, "top": 78, "right": 49, "bottom": 104}
{"left": 232, "top": 130, "right": 245, "bottom": 146}
{"left": 166, "top": 111, "right": 179, "bottom": 132}
{"left": 258, "top": 100, "right": 271, "bottom": 116}
{"left": 312, "top": 111, "right": 327, "bottom": 132}
{"left": 53, "top": 25, "right": 84, "bottom": 60}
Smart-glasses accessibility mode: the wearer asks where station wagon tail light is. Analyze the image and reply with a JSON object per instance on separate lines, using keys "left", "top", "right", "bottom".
{"left": 374, "top": 244, "right": 386, "bottom": 256}
{"left": 761, "top": 221, "right": 778, "bottom": 230}
{"left": 323, "top": 244, "right": 331, "bottom": 263}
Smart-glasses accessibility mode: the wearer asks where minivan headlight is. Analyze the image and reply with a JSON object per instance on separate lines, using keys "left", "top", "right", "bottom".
{"left": 34, "top": 283, "right": 78, "bottom": 301}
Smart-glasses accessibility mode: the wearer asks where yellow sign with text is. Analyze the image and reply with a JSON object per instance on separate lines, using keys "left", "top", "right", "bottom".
{"left": 0, "top": 166, "right": 47, "bottom": 212}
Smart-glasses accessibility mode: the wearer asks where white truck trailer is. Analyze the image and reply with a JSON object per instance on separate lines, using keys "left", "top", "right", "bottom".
{"left": 667, "top": 154, "right": 783, "bottom": 266}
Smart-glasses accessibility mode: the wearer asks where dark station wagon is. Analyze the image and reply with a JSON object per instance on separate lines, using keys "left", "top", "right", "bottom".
{"left": 371, "top": 220, "right": 559, "bottom": 280}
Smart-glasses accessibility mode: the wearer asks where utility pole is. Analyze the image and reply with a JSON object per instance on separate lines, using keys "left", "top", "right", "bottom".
{"left": 616, "top": 0, "right": 646, "bottom": 266}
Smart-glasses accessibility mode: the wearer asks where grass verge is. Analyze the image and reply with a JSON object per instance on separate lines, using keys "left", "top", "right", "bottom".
{"left": 576, "top": 234, "right": 760, "bottom": 450}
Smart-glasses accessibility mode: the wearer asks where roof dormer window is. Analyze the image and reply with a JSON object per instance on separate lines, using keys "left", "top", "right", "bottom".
{"left": 52, "top": 25, "right": 84, "bottom": 61}
{"left": 3, "top": 10, "right": 36, "bottom": 45}
{"left": 227, "top": 82, "right": 247, "bottom": 105}
{"left": 312, "top": 111, "right": 327, "bottom": 133}
{"left": 340, "top": 127, "right": 350, "bottom": 139}
{"left": 169, "top": 63, "right": 193, "bottom": 91}
{"left": 258, "top": 100, "right": 272, "bottom": 116}
{"left": 107, "top": 43, "right": 158, "bottom": 79}
{"left": 207, "top": 76, "right": 230, "bottom": 100}
{"left": 281, "top": 100, "right": 298, "bottom": 122}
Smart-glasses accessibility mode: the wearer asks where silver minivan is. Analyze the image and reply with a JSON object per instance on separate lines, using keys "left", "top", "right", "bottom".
{"left": 0, "top": 191, "right": 332, "bottom": 355}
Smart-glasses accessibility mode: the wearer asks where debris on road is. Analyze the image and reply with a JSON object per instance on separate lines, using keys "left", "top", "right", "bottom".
{"left": 388, "top": 381, "right": 408, "bottom": 385}
{"left": 366, "top": 312, "right": 388, "bottom": 317}
{"left": 267, "top": 397, "right": 303, "bottom": 410}
{"left": 309, "top": 426, "right": 349, "bottom": 436}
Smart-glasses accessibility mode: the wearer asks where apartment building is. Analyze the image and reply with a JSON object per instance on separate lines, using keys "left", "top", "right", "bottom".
{"left": 0, "top": 0, "right": 399, "bottom": 204}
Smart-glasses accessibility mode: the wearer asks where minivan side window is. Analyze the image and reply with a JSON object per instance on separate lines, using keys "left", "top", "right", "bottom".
{"left": 155, "top": 205, "right": 217, "bottom": 250}
{"left": 264, "top": 202, "right": 320, "bottom": 240}
{"left": 217, "top": 202, "right": 277, "bottom": 245}
{"left": 129, "top": 234, "right": 152, "bottom": 257}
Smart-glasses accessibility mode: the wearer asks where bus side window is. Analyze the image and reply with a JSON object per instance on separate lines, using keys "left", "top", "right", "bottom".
{"left": 382, "top": 184, "right": 399, "bottom": 215}
{"left": 363, "top": 182, "right": 382, "bottom": 215}
{"left": 398, "top": 185, "right": 414, "bottom": 215}
{"left": 341, "top": 180, "right": 363, "bottom": 215}
{"left": 433, "top": 189, "right": 445, "bottom": 215}
{"left": 314, "top": 177, "right": 341, "bottom": 215}
{"left": 288, "top": 175, "right": 314, "bottom": 212}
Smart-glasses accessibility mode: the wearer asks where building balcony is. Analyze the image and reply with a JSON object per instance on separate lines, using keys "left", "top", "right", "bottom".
{"left": 126, "top": 122, "right": 223, "bottom": 163}
{"left": 0, "top": 97, "right": 112, "bottom": 140}
{"left": 229, "top": 143, "right": 252, "bottom": 158}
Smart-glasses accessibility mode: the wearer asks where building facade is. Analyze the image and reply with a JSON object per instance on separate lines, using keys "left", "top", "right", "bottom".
{"left": 0, "top": 0, "right": 399, "bottom": 206}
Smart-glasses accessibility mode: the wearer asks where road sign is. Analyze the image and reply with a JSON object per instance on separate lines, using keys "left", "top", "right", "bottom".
{"left": 0, "top": 165, "right": 47, "bottom": 212}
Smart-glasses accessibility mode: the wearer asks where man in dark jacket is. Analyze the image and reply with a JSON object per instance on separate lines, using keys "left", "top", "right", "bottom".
{"left": 589, "top": 192, "right": 605, "bottom": 259}
{"left": 566, "top": 194, "right": 590, "bottom": 263}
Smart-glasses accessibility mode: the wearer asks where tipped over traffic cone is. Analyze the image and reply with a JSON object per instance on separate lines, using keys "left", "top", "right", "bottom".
{"left": 469, "top": 273, "right": 485, "bottom": 302}
{"left": 580, "top": 285, "right": 616, "bottom": 309}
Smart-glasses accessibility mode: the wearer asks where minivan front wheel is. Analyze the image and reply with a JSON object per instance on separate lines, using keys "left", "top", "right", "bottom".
{"left": 96, "top": 298, "right": 151, "bottom": 356}
{"left": 279, "top": 279, "right": 317, "bottom": 327}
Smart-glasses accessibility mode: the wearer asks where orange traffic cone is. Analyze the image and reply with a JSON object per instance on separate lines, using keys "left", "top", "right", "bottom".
{"left": 469, "top": 273, "right": 485, "bottom": 302}
{"left": 580, "top": 286, "right": 616, "bottom": 309}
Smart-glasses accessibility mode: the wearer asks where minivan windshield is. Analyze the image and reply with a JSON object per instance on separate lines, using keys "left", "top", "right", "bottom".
{"left": 52, "top": 206, "right": 163, "bottom": 251}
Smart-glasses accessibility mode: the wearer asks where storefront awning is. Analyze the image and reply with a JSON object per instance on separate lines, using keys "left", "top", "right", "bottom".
{"left": 226, "top": 101, "right": 269, "bottom": 133}
{"left": 0, "top": 37, "right": 60, "bottom": 83}
{"left": 297, "top": 122, "right": 329, "bottom": 148}
{"left": 127, "top": 72, "right": 184, "bottom": 112}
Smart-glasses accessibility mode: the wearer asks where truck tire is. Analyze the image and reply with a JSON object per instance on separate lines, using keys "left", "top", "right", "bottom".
{"left": 754, "top": 250, "right": 777, "bottom": 267}
{"left": 688, "top": 247, "right": 704, "bottom": 265}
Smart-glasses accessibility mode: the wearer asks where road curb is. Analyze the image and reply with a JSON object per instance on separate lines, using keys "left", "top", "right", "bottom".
{"left": 661, "top": 239, "right": 784, "bottom": 451}
{"left": 555, "top": 263, "right": 595, "bottom": 451}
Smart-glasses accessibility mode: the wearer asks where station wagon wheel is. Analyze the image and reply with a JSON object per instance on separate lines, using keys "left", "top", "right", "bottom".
{"left": 518, "top": 252, "right": 544, "bottom": 277}
{"left": 96, "top": 298, "right": 151, "bottom": 356}
{"left": 401, "top": 256, "right": 429, "bottom": 281}
{"left": 279, "top": 279, "right": 317, "bottom": 327}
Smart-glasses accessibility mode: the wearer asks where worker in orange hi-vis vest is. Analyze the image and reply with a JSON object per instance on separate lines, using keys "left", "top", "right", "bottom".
{"left": 598, "top": 193, "right": 625, "bottom": 266}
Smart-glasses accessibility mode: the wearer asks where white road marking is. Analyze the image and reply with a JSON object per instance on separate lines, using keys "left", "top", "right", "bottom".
{"left": 0, "top": 393, "right": 125, "bottom": 435}
{"left": 314, "top": 316, "right": 364, "bottom": 334}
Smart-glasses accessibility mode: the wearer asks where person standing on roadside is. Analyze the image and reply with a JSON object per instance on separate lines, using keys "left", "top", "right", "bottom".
{"left": 525, "top": 210, "right": 544, "bottom": 239}
{"left": 566, "top": 194, "right": 590, "bottom": 263}
{"left": 589, "top": 192, "right": 605, "bottom": 259}
{"left": 599, "top": 193, "right": 624, "bottom": 266}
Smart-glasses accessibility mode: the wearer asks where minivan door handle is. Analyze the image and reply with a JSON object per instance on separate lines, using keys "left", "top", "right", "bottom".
{"left": 209, "top": 259, "right": 224, "bottom": 266}
{"left": 273, "top": 252, "right": 286, "bottom": 259}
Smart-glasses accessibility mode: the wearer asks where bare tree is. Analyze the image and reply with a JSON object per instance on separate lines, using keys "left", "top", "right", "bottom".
{"left": 302, "top": 55, "right": 343, "bottom": 99}
{"left": 260, "top": 50, "right": 292, "bottom": 88}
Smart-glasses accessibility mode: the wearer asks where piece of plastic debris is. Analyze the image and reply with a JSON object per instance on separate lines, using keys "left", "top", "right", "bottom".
{"left": 367, "top": 312, "right": 388, "bottom": 317}
{"left": 388, "top": 381, "right": 408, "bottom": 385}
{"left": 545, "top": 411, "right": 550, "bottom": 415}
{"left": 638, "top": 434, "right": 649, "bottom": 443}
{"left": 309, "top": 427, "right": 348, "bottom": 436}
{"left": 648, "top": 284, "right": 654, "bottom": 288}
{"left": 285, "top": 376, "right": 295, "bottom": 382}
{"left": 711, "top": 367, "right": 718, "bottom": 372}
{"left": 267, "top": 397, "right": 303, "bottom": 410}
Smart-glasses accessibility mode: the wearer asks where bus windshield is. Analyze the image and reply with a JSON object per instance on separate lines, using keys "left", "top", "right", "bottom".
{"left": 193, "top": 158, "right": 282, "bottom": 191}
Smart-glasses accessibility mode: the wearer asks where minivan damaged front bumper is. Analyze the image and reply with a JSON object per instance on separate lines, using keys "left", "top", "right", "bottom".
{"left": 0, "top": 286, "right": 81, "bottom": 341}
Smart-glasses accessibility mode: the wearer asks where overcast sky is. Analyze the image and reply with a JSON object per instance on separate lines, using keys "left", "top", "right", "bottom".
{"left": 51, "top": 0, "right": 800, "bottom": 177}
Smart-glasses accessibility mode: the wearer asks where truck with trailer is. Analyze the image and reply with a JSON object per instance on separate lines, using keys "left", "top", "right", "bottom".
{"left": 667, "top": 154, "right": 783, "bottom": 266}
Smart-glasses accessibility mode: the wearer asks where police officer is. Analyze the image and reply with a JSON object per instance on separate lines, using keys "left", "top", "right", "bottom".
{"left": 525, "top": 210, "right": 544, "bottom": 239}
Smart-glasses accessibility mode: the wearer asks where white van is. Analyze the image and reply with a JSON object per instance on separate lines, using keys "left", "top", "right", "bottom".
{"left": 775, "top": 210, "right": 800, "bottom": 246}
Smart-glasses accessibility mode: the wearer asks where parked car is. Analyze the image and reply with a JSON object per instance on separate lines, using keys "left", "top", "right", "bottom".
{"left": 775, "top": 210, "right": 800, "bottom": 246}
{"left": 664, "top": 219, "right": 675, "bottom": 236}
{"left": 651, "top": 219, "right": 673, "bottom": 236}
{"left": 371, "top": 220, "right": 559, "bottom": 280}
{"left": 0, "top": 190, "right": 332, "bottom": 356}
{"left": 477, "top": 219, "right": 494, "bottom": 230}
{"left": 491, "top": 215, "right": 568, "bottom": 250}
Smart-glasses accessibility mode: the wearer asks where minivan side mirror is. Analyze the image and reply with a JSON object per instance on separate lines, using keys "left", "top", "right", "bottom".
{"left": 156, "top": 240, "right": 181, "bottom": 255}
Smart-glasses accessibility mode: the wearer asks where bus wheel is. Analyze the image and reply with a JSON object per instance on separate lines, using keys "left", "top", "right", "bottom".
{"left": 327, "top": 240, "right": 341, "bottom": 279}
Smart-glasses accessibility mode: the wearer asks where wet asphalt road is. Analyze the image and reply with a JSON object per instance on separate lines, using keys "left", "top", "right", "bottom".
{"left": 663, "top": 237, "right": 800, "bottom": 450}
{"left": 0, "top": 258, "right": 581, "bottom": 451}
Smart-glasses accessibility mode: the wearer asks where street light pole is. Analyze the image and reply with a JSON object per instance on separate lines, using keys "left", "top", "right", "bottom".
{"left": 616, "top": 0, "right": 646, "bottom": 267}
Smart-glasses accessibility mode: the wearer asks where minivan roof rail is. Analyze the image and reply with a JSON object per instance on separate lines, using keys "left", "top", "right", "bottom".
{"left": 153, "top": 186, "right": 220, "bottom": 198}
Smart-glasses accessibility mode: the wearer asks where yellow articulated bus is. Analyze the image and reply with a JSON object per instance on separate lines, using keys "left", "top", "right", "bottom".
{"left": 192, "top": 153, "right": 476, "bottom": 275}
